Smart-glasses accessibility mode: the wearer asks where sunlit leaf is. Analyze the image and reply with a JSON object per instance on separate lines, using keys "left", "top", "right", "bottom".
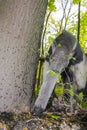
{"left": 57, "top": 43, "right": 62, "bottom": 48}
{"left": 48, "top": 0, "right": 56, "bottom": 12}
{"left": 66, "top": 86, "right": 74, "bottom": 96}
{"left": 48, "top": 70, "right": 57, "bottom": 76}
{"left": 73, "top": 0, "right": 81, "bottom": 4}
{"left": 46, "top": 113, "right": 60, "bottom": 120}
{"left": 54, "top": 87, "right": 64, "bottom": 97}
{"left": 77, "top": 92, "right": 83, "bottom": 101}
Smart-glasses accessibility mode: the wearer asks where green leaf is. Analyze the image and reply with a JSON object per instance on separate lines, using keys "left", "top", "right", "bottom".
{"left": 81, "top": 100, "right": 87, "bottom": 109}
{"left": 46, "top": 113, "right": 60, "bottom": 120}
{"left": 54, "top": 87, "right": 64, "bottom": 97}
{"left": 57, "top": 43, "right": 62, "bottom": 48}
{"left": 48, "top": 0, "right": 56, "bottom": 12}
{"left": 73, "top": 0, "right": 81, "bottom": 4}
{"left": 77, "top": 92, "right": 83, "bottom": 101}
{"left": 48, "top": 36, "right": 54, "bottom": 45}
{"left": 50, "top": 115, "right": 60, "bottom": 120}
{"left": 48, "top": 70, "right": 57, "bottom": 76}
{"left": 66, "top": 86, "right": 74, "bottom": 96}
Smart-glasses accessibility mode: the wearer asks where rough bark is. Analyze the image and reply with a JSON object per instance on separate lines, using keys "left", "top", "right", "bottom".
{"left": 0, "top": 0, "right": 48, "bottom": 113}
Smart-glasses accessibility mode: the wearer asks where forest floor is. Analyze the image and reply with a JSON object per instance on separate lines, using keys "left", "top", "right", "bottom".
{"left": 0, "top": 98, "right": 87, "bottom": 130}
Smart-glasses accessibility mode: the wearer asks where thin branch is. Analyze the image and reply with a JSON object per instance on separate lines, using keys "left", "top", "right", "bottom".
{"left": 59, "top": 0, "right": 69, "bottom": 32}
{"left": 77, "top": 2, "right": 81, "bottom": 43}
{"left": 64, "top": 1, "right": 73, "bottom": 29}
{"left": 41, "top": 12, "right": 51, "bottom": 56}
{"left": 48, "top": 22, "right": 59, "bottom": 32}
{"left": 36, "top": 12, "right": 51, "bottom": 89}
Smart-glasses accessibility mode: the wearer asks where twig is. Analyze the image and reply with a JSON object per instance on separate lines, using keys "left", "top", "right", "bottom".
{"left": 36, "top": 12, "right": 51, "bottom": 89}
{"left": 59, "top": 0, "right": 68, "bottom": 31}
{"left": 41, "top": 11, "right": 51, "bottom": 55}
{"left": 64, "top": 1, "right": 73, "bottom": 29}
{"left": 77, "top": 2, "right": 81, "bottom": 43}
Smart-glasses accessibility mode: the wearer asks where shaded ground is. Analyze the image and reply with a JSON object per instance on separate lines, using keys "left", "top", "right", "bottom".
{"left": 0, "top": 96, "right": 87, "bottom": 130}
{"left": 0, "top": 104, "right": 87, "bottom": 130}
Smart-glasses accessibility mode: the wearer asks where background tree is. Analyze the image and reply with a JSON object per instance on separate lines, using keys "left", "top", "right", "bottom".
{"left": 0, "top": 0, "right": 48, "bottom": 113}
{"left": 38, "top": 0, "right": 87, "bottom": 61}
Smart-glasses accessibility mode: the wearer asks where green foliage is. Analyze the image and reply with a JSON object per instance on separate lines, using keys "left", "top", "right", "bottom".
{"left": 35, "top": 61, "right": 43, "bottom": 96}
{"left": 75, "top": 92, "right": 83, "bottom": 102}
{"left": 45, "top": 0, "right": 87, "bottom": 53}
{"left": 54, "top": 86, "right": 64, "bottom": 97}
{"left": 68, "top": 9, "right": 87, "bottom": 53}
{"left": 80, "top": 11, "right": 87, "bottom": 53}
{"left": 73, "top": 0, "right": 81, "bottom": 4}
{"left": 48, "top": 36, "right": 55, "bottom": 46}
{"left": 48, "top": 70, "right": 57, "bottom": 76}
{"left": 80, "top": 100, "right": 87, "bottom": 109}
{"left": 48, "top": 0, "right": 56, "bottom": 12}
{"left": 75, "top": 93, "right": 87, "bottom": 109}
{"left": 46, "top": 113, "right": 60, "bottom": 120}
{"left": 66, "top": 86, "right": 74, "bottom": 97}
{"left": 57, "top": 73, "right": 62, "bottom": 83}
{"left": 57, "top": 43, "right": 62, "bottom": 48}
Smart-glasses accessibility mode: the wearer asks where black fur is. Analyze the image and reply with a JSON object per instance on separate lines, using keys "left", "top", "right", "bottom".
{"left": 61, "top": 42, "right": 83, "bottom": 90}
{"left": 69, "top": 42, "right": 83, "bottom": 66}
{"left": 61, "top": 67, "right": 73, "bottom": 88}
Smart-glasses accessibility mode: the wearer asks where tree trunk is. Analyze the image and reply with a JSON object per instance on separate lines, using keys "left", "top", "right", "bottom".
{"left": 0, "top": 0, "right": 48, "bottom": 113}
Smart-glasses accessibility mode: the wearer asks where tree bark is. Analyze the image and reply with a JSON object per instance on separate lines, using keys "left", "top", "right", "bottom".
{"left": 0, "top": 0, "right": 48, "bottom": 113}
